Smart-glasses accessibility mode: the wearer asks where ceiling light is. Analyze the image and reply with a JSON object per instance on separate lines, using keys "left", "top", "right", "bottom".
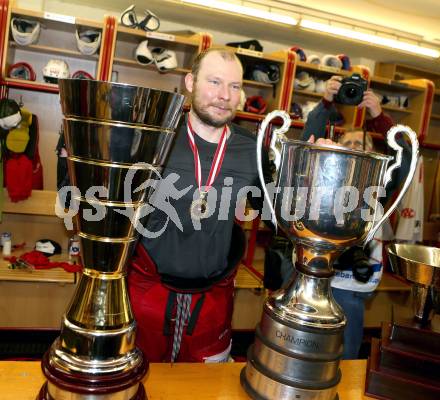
{"left": 300, "top": 19, "right": 440, "bottom": 58}
{"left": 182, "top": 0, "right": 298, "bottom": 26}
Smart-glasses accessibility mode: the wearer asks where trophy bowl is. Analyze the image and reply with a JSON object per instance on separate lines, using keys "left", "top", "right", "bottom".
{"left": 38, "top": 79, "right": 185, "bottom": 400}
{"left": 387, "top": 243, "right": 440, "bottom": 323}
{"left": 241, "top": 111, "right": 419, "bottom": 400}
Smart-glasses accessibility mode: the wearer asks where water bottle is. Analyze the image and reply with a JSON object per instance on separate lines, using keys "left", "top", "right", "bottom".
{"left": 68, "top": 235, "right": 80, "bottom": 263}
{"left": 2, "top": 232, "right": 12, "bottom": 256}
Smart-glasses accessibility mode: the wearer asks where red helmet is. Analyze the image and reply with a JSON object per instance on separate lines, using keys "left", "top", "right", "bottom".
{"left": 72, "top": 70, "right": 94, "bottom": 80}
{"left": 8, "top": 62, "right": 36, "bottom": 81}
{"left": 244, "top": 96, "right": 267, "bottom": 114}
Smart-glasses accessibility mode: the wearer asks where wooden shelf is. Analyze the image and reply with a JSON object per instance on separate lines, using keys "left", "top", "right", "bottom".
{"left": 376, "top": 272, "right": 411, "bottom": 292}
{"left": 375, "top": 62, "right": 440, "bottom": 86}
{"left": 112, "top": 56, "right": 190, "bottom": 75}
{"left": 288, "top": 117, "right": 305, "bottom": 129}
{"left": 293, "top": 89, "right": 324, "bottom": 98}
{"left": 2, "top": 77, "right": 59, "bottom": 93}
{"left": 11, "top": 7, "right": 102, "bottom": 29}
{"left": 0, "top": 251, "right": 77, "bottom": 284}
{"left": 370, "top": 76, "right": 425, "bottom": 92}
{"left": 235, "top": 266, "right": 411, "bottom": 291}
{"left": 235, "top": 261, "right": 264, "bottom": 289}
{"left": 234, "top": 110, "right": 265, "bottom": 122}
{"left": 220, "top": 45, "right": 282, "bottom": 63}
{"left": 9, "top": 41, "right": 99, "bottom": 62}
{"left": 296, "top": 61, "right": 350, "bottom": 76}
{"left": 430, "top": 113, "right": 440, "bottom": 120}
{"left": 243, "top": 78, "right": 273, "bottom": 89}
{"left": 3, "top": 190, "right": 58, "bottom": 216}
{"left": 381, "top": 104, "right": 413, "bottom": 114}
{"left": 0, "top": 359, "right": 374, "bottom": 400}
{"left": 116, "top": 26, "right": 201, "bottom": 47}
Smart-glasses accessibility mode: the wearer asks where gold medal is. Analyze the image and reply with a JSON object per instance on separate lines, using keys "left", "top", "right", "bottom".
{"left": 187, "top": 117, "right": 228, "bottom": 220}
{"left": 190, "top": 193, "right": 210, "bottom": 220}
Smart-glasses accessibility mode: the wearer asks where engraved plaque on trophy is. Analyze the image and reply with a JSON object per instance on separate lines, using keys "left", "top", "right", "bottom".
{"left": 37, "top": 79, "right": 184, "bottom": 399}
{"left": 241, "top": 110, "right": 419, "bottom": 400}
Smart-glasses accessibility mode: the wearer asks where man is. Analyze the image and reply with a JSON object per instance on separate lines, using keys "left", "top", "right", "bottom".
{"left": 302, "top": 75, "right": 411, "bottom": 359}
{"left": 128, "top": 48, "right": 269, "bottom": 363}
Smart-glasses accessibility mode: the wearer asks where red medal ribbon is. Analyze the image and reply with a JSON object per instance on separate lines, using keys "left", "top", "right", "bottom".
{"left": 187, "top": 117, "right": 228, "bottom": 194}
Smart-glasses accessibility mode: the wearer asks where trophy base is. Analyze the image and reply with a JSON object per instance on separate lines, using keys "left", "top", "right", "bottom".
{"left": 37, "top": 351, "right": 148, "bottom": 400}
{"left": 37, "top": 382, "right": 147, "bottom": 400}
{"left": 365, "top": 321, "right": 440, "bottom": 400}
{"left": 240, "top": 366, "right": 339, "bottom": 400}
{"left": 384, "top": 319, "right": 440, "bottom": 357}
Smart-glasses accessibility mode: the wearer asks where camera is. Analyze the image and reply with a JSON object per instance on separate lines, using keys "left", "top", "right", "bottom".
{"left": 338, "top": 246, "right": 373, "bottom": 283}
{"left": 334, "top": 73, "right": 368, "bottom": 105}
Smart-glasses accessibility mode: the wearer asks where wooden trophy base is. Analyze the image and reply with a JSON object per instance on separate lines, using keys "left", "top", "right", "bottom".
{"left": 36, "top": 351, "right": 148, "bottom": 399}
{"left": 365, "top": 321, "right": 440, "bottom": 400}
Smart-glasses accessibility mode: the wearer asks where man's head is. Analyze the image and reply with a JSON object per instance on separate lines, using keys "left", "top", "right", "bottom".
{"left": 185, "top": 48, "right": 243, "bottom": 128}
{"left": 338, "top": 129, "right": 373, "bottom": 152}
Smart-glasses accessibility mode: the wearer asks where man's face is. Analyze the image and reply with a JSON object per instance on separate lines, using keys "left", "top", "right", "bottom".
{"left": 186, "top": 52, "right": 243, "bottom": 127}
{"left": 339, "top": 131, "right": 368, "bottom": 151}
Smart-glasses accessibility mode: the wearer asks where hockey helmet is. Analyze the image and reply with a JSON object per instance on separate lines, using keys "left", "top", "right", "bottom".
{"left": 42, "top": 59, "right": 70, "bottom": 84}
{"left": 11, "top": 17, "right": 41, "bottom": 46}
{"left": 75, "top": 29, "right": 101, "bottom": 56}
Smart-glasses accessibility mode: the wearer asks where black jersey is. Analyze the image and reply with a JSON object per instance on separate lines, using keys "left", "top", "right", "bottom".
{"left": 140, "top": 117, "right": 265, "bottom": 289}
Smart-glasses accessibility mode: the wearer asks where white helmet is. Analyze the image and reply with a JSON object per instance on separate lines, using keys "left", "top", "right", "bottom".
{"left": 307, "top": 54, "right": 321, "bottom": 65}
{"left": 75, "top": 29, "right": 101, "bottom": 56}
{"left": 152, "top": 47, "right": 178, "bottom": 72}
{"left": 43, "top": 59, "right": 70, "bottom": 83}
{"left": 11, "top": 17, "right": 41, "bottom": 46}
{"left": 294, "top": 71, "right": 315, "bottom": 91}
{"left": 135, "top": 40, "right": 153, "bottom": 65}
{"left": 322, "top": 54, "right": 343, "bottom": 69}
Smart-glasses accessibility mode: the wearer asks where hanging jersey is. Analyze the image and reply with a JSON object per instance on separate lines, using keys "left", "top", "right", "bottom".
{"left": 395, "top": 156, "right": 424, "bottom": 243}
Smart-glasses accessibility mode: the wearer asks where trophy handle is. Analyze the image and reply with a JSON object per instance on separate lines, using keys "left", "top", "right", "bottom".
{"left": 257, "top": 110, "right": 291, "bottom": 227}
{"left": 364, "top": 124, "right": 419, "bottom": 244}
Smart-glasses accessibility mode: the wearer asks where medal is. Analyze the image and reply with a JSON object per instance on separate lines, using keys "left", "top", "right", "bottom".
{"left": 190, "top": 191, "right": 209, "bottom": 220}
{"left": 187, "top": 117, "right": 228, "bottom": 220}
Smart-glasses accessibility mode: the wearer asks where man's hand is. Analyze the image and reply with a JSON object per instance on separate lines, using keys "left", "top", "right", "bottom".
{"left": 358, "top": 90, "right": 382, "bottom": 118}
{"left": 307, "top": 134, "right": 340, "bottom": 146}
{"left": 323, "top": 75, "right": 342, "bottom": 102}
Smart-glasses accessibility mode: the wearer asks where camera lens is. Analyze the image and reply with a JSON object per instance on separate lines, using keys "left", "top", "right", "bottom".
{"left": 345, "top": 86, "right": 358, "bottom": 98}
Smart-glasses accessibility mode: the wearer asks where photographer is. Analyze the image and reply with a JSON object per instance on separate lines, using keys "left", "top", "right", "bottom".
{"left": 301, "top": 75, "right": 411, "bottom": 359}
{"left": 304, "top": 75, "right": 393, "bottom": 139}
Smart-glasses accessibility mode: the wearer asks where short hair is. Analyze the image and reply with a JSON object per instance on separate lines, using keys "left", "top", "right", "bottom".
{"left": 338, "top": 128, "right": 373, "bottom": 151}
{"left": 191, "top": 48, "right": 242, "bottom": 80}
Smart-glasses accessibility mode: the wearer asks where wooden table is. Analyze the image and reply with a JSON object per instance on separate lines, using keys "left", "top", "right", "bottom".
{"left": 0, "top": 360, "right": 375, "bottom": 399}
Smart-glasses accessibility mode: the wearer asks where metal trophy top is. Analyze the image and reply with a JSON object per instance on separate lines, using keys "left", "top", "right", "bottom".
{"left": 387, "top": 243, "right": 440, "bottom": 323}
{"left": 257, "top": 110, "right": 419, "bottom": 275}
{"left": 58, "top": 79, "right": 185, "bottom": 274}
{"left": 59, "top": 78, "right": 184, "bottom": 128}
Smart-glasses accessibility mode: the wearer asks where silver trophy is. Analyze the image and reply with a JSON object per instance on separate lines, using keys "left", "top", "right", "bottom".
{"left": 38, "top": 79, "right": 184, "bottom": 399}
{"left": 364, "top": 244, "right": 440, "bottom": 399}
{"left": 387, "top": 243, "right": 440, "bottom": 324}
{"left": 241, "top": 110, "right": 419, "bottom": 400}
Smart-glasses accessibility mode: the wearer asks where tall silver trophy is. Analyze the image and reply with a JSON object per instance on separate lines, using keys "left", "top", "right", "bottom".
{"left": 241, "top": 110, "right": 419, "bottom": 399}
{"left": 38, "top": 79, "right": 184, "bottom": 399}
